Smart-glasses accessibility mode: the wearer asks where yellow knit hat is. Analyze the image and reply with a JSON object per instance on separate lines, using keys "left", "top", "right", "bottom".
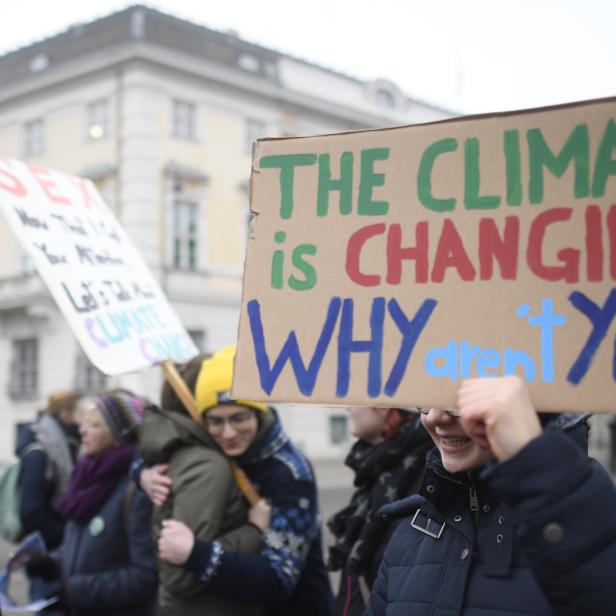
{"left": 194, "top": 346, "right": 267, "bottom": 415}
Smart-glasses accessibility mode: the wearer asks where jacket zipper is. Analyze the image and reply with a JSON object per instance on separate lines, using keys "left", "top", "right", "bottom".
{"left": 430, "top": 467, "right": 480, "bottom": 517}
{"left": 467, "top": 473, "right": 480, "bottom": 524}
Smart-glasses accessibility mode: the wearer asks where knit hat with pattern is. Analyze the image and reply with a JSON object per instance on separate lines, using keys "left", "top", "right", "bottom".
{"left": 95, "top": 391, "right": 144, "bottom": 444}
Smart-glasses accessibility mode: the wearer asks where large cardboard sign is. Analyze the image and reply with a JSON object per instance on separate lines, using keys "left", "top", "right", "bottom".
{"left": 0, "top": 159, "right": 197, "bottom": 375}
{"left": 234, "top": 98, "right": 616, "bottom": 412}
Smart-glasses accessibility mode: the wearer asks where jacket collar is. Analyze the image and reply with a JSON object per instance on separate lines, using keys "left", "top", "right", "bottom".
{"left": 238, "top": 408, "right": 288, "bottom": 465}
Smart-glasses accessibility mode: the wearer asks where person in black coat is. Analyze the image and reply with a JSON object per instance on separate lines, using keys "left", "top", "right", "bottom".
{"left": 26, "top": 391, "right": 157, "bottom": 616}
{"left": 367, "top": 376, "right": 616, "bottom": 616}
{"left": 18, "top": 390, "right": 83, "bottom": 613}
{"left": 327, "top": 407, "right": 431, "bottom": 616}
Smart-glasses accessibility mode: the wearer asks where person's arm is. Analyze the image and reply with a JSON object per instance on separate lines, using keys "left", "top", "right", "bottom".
{"left": 157, "top": 448, "right": 261, "bottom": 598}
{"left": 457, "top": 376, "right": 616, "bottom": 616}
{"left": 158, "top": 498, "right": 269, "bottom": 564}
{"left": 483, "top": 426, "right": 616, "bottom": 616}
{"left": 183, "top": 479, "right": 319, "bottom": 607}
{"left": 129, "top": 453, "right": 146, "bottom": 487}
{"left": 63, "top": 489, "right": 158, "bottom": 610}
{"left": 136, "top": 461, "right": 173, "bottom": 507}
{"left": 19, "top": 449, "right": 64, "bottom": 549}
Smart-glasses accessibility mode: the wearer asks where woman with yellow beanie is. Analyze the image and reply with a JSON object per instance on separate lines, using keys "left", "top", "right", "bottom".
{"left": 157, "top": 346, "right": 334, "bottom": 616}
{"left": 139, "top": 352, "right": 265, "bottom": 616}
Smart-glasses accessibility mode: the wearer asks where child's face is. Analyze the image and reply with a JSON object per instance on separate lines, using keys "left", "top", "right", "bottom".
{"left": 421, "top": 409, "right": 492, "bottom": 474}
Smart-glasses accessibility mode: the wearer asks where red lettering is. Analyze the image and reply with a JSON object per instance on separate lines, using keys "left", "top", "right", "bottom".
{"left": 585, "top": 205, "right": 603, "bottom": 281}
{"left": 345, "top": 223, "right": 385, "bottom": 286}
{"left": 386, "top": 222, "right": 428, "bottom": 284}
{"left": 478, "top": 216, "right": 519, "bottom": 280}
{"left": 29, "top": 166, "right": 71, "bottom": 205}
{"left": 431, "top": 219, "right": 476, "bottom": 282}
{"left": 0, "top": 158, "right": 27, "bottom": 197}
{"left": 72, "top": 177, "right": 98, "bottom": 209}
{"left": 527, "top": 207, "right": 579, "bottom": 282}
{"left": 608, "top": 205, "right": 616, "bottom": 281}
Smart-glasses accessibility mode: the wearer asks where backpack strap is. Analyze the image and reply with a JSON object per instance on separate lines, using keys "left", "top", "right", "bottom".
{"left": 20, "top": 442, "right": 45, "bottom": 458}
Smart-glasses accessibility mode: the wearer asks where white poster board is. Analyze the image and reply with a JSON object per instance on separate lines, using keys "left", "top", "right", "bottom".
{"left": 0, "top": 158, "right": 198, "bottom": 374}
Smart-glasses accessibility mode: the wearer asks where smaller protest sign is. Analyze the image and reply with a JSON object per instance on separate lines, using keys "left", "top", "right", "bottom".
{"left": 0, "top": 532, "right": 58, "bottom": 613}
{"left": 0, "top": 158, "right": 198, "bottom": 375}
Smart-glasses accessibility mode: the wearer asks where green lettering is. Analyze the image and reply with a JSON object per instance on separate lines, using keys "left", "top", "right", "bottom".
{"left": 271, "top": 231, "right": 286, "bottom": 289}
{"left": 358, "top": 148, "right": 390, "bottom": 216}
{"left": 527, "top": 124, "right": 589, "bottom": 204}
{"left": 260, "top": 154, "right": 317, "bottom": 219}
{"left": 289, "top": 244, "right": 317, "bottom": 291}
{"left": 592, "top": 119, "right": 616, "bottom": 197}
{"left": 464, "top": 138, "right": 501, "bottom": 209}
{"left": 317, "top": 152, "right": 353, "bottom": 216}
{"left": 504, "top": 130, "right": 522, "bottom": 206}
{"left": 271, "top": 251, "right": 284, "bottom": 288}
{"left": 417, "top": 138, "right": 458, "bottom": 212}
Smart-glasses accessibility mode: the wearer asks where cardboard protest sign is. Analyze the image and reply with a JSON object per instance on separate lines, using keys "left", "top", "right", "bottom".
{"left": 234, "top": 97, "right": 616, "bottom": 412}
{"left": 0, "top": 158, "right": 197, "bottom": 375}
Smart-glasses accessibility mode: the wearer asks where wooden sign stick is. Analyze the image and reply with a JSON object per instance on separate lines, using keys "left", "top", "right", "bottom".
{"left": 161, "top": 360, "right": 260, "bottom": 506}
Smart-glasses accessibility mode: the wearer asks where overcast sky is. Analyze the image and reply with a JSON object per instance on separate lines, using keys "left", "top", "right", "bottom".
{"left": 1, "top": 0, "right": 614, "bottom": 115}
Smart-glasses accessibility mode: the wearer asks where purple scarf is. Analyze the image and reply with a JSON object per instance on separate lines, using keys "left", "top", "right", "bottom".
{"left": 57, "top": 444, "right": 135, "bottom": 522}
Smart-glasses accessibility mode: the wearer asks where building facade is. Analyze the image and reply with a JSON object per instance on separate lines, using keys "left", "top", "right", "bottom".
{"left": 0, "top": 5, "right": 452, "bottom": 461}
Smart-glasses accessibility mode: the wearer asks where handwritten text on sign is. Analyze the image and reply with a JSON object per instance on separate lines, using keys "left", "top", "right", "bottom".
{"left": 234, "top": 99, "right": 616, "bottom": 411}
{"left": 0, "top": 158, "right": 197, "bottom": 375}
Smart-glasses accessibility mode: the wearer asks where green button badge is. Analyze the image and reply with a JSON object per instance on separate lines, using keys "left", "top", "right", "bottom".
{"left": 89, "top": 516, "right": 105, "bottom": 536}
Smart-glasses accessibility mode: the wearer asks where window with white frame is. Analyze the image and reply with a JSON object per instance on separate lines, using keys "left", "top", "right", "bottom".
{"left": 244, "top": 118, "right": 266, "bottom": 155}
{"left": 86, "top": 99, "right": 109, "bottom": 140}
{"left": 329, "top": 415, "right": 349, "bottom": 444}
{"left": 9, "top": 338, "right": 38, "bottom": 398}
{"left": 172, "top": 198, "right": 199, "bottom": 270}
{"left": 74, "top": 350, "right": 107, "bottom": 393}
{"left": 172, "top": 99, "right": 197, "bottom": 140}
{"left": 238, "top": 53, "right": 260, "bottom": 73}
{"left": 23, "top": 118, "right": 45, "bottom": 157}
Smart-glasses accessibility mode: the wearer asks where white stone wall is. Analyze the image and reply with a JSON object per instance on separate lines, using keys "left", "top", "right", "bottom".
{"left": 0, "top": 22, "right": 453, "bottom": 464}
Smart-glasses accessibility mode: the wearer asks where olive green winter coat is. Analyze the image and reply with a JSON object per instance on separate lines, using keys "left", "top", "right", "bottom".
{"left": 139, "top": 406, "right": 262, "bottom": 616}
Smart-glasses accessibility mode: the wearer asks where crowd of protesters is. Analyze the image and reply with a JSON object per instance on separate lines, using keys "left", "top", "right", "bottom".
{"left": 3, "top": 346, "right": 616, "bottom": 616}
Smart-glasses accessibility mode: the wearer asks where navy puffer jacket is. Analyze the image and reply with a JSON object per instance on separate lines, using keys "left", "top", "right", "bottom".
{"left": 367, "top": 415, "right": 616, "bottom": 616}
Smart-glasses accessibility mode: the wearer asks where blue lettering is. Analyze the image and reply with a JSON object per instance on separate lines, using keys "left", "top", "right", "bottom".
{"left": 476, "top": 347, "right": 500, "bottom": 376}
{"left": 503, "top": 347, "right": 536, "bottom": 380}
{"left": 96, "top": 314, "right": 125, "bottom": 343}
{"left": 425, "top": 341, "right": 458, "bottom": 380}
{"left": 247, "top": 297, "right": 342, "bottom": 395}
{"left": 337, "top": 298, "right": 385, "bottom": 397}
{"left": 459, "top": 340, "right": 480, "bottom": 378}
{"left": 568, "top": 289, "right": 616, "bottom": 384}
{"left": 525, "top": 298, "right": 566, "bottom": 383}
{"left": 384, "top": 298, "right": 437, "bottom": 396}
